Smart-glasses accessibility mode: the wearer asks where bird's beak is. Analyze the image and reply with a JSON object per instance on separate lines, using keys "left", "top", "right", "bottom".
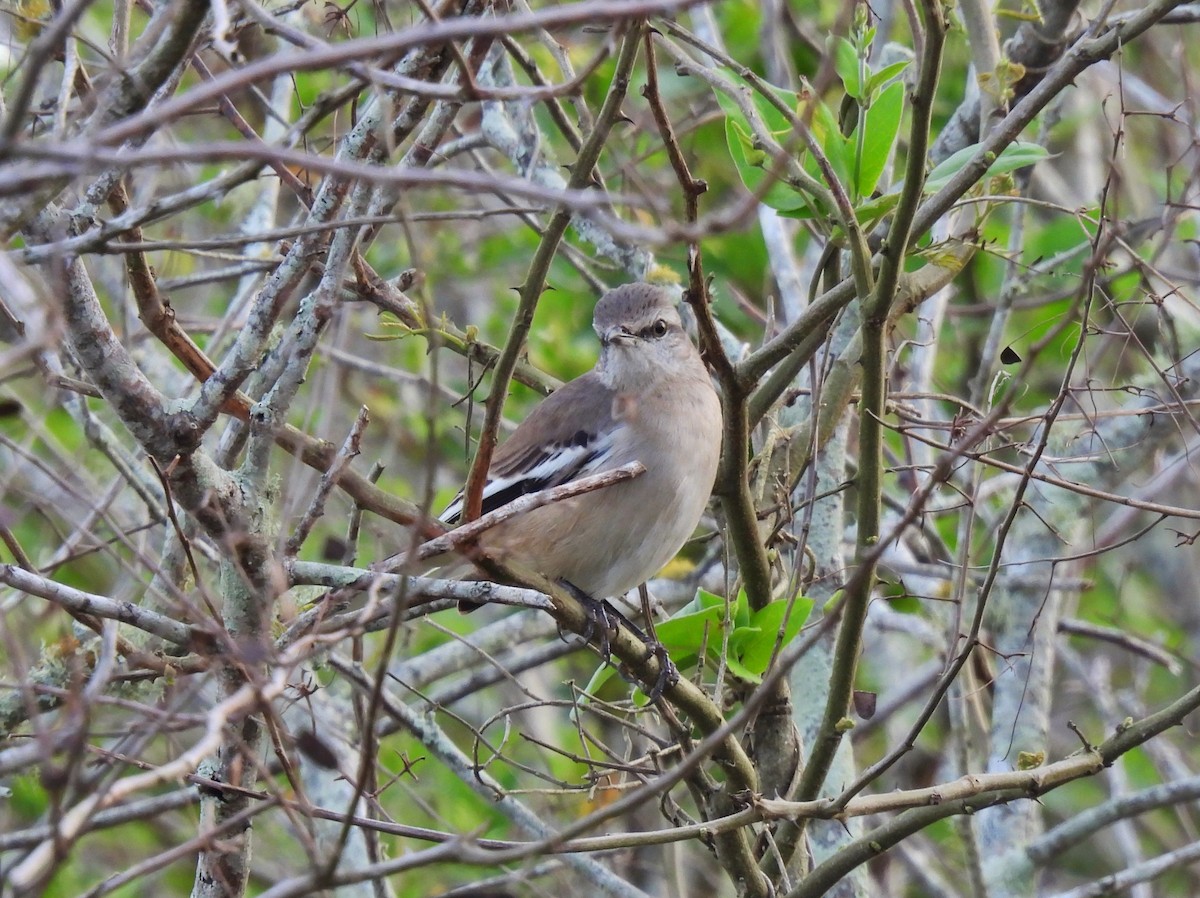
{"left": 602, "top": 326, "right": 634, "bottom": 346}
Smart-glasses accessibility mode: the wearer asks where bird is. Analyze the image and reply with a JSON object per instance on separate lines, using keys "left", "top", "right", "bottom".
{"left": 440, "top": 282, "right": 723, "bottom": 648}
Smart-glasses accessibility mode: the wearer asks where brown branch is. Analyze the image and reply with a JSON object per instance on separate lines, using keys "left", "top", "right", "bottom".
{"left": 92, "top": 0, "right": 708, "bottom": 148}
{"left": 462, "top": 19, "right": 644, "bottom": 521}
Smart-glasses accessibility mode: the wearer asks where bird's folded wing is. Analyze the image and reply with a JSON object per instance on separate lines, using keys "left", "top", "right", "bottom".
{"left": 440, "top": 372, "right": 620, "bottom": 525}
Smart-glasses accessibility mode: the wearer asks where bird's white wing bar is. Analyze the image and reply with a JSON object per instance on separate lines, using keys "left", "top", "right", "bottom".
{"left": 440, "top": 428, "right": 619, "bottom": 525}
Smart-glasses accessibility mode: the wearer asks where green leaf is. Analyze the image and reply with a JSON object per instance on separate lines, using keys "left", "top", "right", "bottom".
{"left": 736, "top": 596, "right": 814, "bottom": 677}
{"left": 583, "top": 662, "right": 619, "bottom": 698}
{"left": 686, "top": 587, "right": 728, "bottom": 613}
{"left": 655, "top": 602, "right": 725, "bottom": 657}
{"left": 731, "top": 588, "right": 752, "bottom": 629}
{"left": 714, "top": 77, "right": 798, "bottom": 141}
{"left": 821, "top": 589, "right": 845, "bottom": 616}
{"left": 847, "top": 191, "right": 901, "bottom": 232}
{"left": 853, "top": 80, "right": 904, "bottom": 196}
{"left": 923, "top": 141, "right": 1050, "bottom": 195}
{"left": 714, "top": 72, "right": 851, "bottom": 214}
{"left": 584, "top": 593, "right": 726, "bottom": 698}
{"left": 856, "top": 140, "right": 1049, "bottom": 232}
{"left": 724, "top": 651, "right": 764, "bottom": 684}
{"left": 728, "top": 625, "right": 762, "bottom": 659}
{"left": 723, "top": 117, "right": 811, "bottom": 213}
{"left": 888, "top": 594, "right": 922, "bottom": 614}
{"left": 835, "top": 37, "right": 862, "bottom": 100}
{"left": 777, "top": 205, "right": 819, "bottom": 221}
{"left": 806, "top": 99, "right": 853, "bottom": 189}
{"left": 865, "top": 59, "right": 910, "bottom": 96}
{"left": 727, "top": 116, "right": 767, "bottom": 166}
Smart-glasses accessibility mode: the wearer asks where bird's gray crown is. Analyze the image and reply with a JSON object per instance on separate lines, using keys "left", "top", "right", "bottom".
{"left": 592, "top": 282, "right": 682, "bottom": 335}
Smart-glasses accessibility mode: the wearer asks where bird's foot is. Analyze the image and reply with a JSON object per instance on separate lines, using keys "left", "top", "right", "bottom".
{"left": 559, "top": 583, "right": 662, "bottom": 667}
{"left": 642, "top": 640, "right": 680, "bottom": 702}
{"left": 556, "top": 583, "right": 619, "bottom": 657}
{"left": 557, "top": 583, "right": 677, "bottom": 698}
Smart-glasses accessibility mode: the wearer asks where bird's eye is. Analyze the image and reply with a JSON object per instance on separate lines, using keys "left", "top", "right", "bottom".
{"left": 651, "top": 318, "right": 669, "bottom": 337}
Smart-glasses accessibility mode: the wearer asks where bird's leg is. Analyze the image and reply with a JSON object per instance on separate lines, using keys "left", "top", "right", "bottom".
{"left": 637, "top": 584, "right": 679, "bottom": 702}
{"left": 558, "top": 580, "right": 631, "bottom": 664}
{"left": 558, "top": 582, "right": 679, "bottom": 698}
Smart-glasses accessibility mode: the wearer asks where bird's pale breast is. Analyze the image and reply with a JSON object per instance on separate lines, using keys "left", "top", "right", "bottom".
{"left": 482, "top": 374, "right": 720, "bottom": 598}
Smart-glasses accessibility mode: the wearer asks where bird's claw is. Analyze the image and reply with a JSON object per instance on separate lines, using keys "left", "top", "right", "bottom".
{"left": 581, "top": 596, "right": 618, "bottom": 662}
{"left": 558, "top": 581, "right": 622, "bottom": 664}
{"left": 557, "top": 581, "right": 678, "bottom": 699}
{"left": 643, "top": 640, "right": 679, "bottom": 702}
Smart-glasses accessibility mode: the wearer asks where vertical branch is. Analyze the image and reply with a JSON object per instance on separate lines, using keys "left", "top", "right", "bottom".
{"left": 462, "top": 21, "right": 645, "bottom": 521}
{"left": 192, "top": 565, "right": 272, "bottom": 898}
{"left": 797, "top": 0, "right": 947, "bottom": 804}
{"left": 643, "top": 32, "right": 778, "bottom": 897}
{"left": 642, "top": 30, "right": 773, "bottom": 608}
{"left": 22, "top": 213, "right": 281, "bottom": 898}
{"left": 958, "top": 0, "right": 1004, "bottom": 132}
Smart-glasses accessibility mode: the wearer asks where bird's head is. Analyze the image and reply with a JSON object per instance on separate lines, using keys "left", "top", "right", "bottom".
{"left": 593, "top": 283, "right": 697, "bottom": 391}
